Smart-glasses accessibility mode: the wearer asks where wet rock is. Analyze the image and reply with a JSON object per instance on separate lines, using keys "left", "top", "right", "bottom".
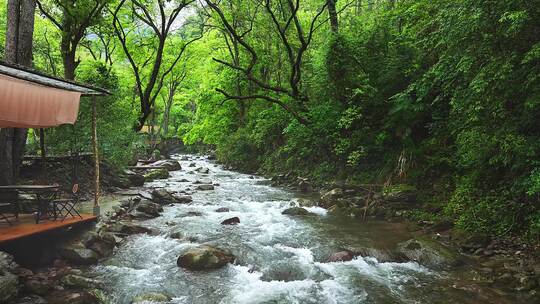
{"left": 195, "top": 167, "right": 210, "bottom": 174}
{"left": 151, "top": 189, "right": 192, "bottom": 205}
{"left": 348, "top": 247, "right": 408, "bottom": 263}
{"left": 193, "top": 178, "right": 212, "bottom": 184}
{"left": 398, "top": 236, "right": 464, "bottom": 269}
{"left": 59, "top": 245, "right": 99, "bottom": 265}
{"left": 382, "top": 184, "right": 417, "bottom": 203}
{"left": 185, "top": 211, "right": 203, "bottom": 217}
{"left": 46, "top": 290, "right": 99, "bottom": 304}
{"left": 125, "top": 170, "right": 145, "bottom": 187}
{"left": 177, "top": 245, "right": 235, "bottom": 270}
{"left": 13, "top": 295, "right": 47, "bottom": 304}
{"left": 135, "top": 201, "right": 163, "bottom": 218}
{"left": 189, "top": 162, "right": 196, "bottom": 167}
{"left": 196, "top": 184, "right": 214, "bottom": 191}
{"left": 61, "top": 274, "right": 101, "bottom": 289}
{"left": 281, "top": 207, "right": 315, "bottom": 216}
{"left": 152, "top": 159, "right": 182, "bottom": 171}
{"left": 297, "top": 177, "right": 313, "bottom": 192}
{"left": 24, "top": 278, "right": 52, "bottom": 296}
{"left": 215, "top": 207, "right": 230, "bottom": 213}
{"left": 221, "top": 217, "right": 240, "bottom": 225}
{"left": 169, "top": 232, "right": 184, "bottom": 239}
{"left": 143, "top": 168, "right": 170, "bottom": 181}
{"left": 132, "top": 292, "right": 172, "bottom": 303}
{"left": 327, "top": 251, "right": 355, "bottom": 262}
{"left": 320, "top": 188, "right": 344, "bottom": 208}
{"left": 106, "top": 221, "right": 153, "bottom": 235}
{"left": 0, "top": 252, "right": 19, "bottom": 302}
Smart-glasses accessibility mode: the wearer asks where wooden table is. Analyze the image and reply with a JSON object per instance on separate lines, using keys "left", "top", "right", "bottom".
{"left": 0, "top": 185, "right": 61, "bottom": 223}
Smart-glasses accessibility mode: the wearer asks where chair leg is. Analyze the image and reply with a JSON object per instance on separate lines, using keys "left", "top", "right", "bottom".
{"left": 0, "top": 213, "right": 12, "bottom": 226}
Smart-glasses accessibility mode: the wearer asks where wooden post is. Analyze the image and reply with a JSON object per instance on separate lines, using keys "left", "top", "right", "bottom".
{"left": 91, "top": 96, "right": 100, "bottom": 216}
{"left": 39, "top": 128, "right": 46, "bottom": 180}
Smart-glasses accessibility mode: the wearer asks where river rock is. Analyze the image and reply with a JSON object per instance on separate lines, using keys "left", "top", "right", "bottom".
{"left": 327, "top": 251, "right": 355, "bottom": 262}
{"left": 46, "top": 290, "right": 99, "bottom": 304}
{"left": 195, "top": 167, "right": 210, "bottom": 174}
{"left": 152, "top": 159, "right": 182, "bottom": 171}
{"left": 132, "top": 292, "right": 172, "bottom": 303}
{"left": 193, "top": 178, "right": 212, "bottom": 184}
{"left": 144, "top": 168, "right": 170, "bottom": 181}
{"left": 320, "top": 188, "right": 344, "bottom": 208}
{"left": 397, "top": 237, "right": 464, "bottom": 269}
{"left": 169, "top": 232, "right": 184, "bottom": 239}
{"left": 59, "top": 245, "right": 99, "bottom": 265}
{"left": 106, "top": 221, "right": 153, "bottom": 235}
{"left": 281, "top": 207, "right": 314, "bottom": 216}
{"left": 0, "top": 251, "right": 19, "bottom": 302}
{"left": 172, "top": 194, "right": 193, "bottom": 204}
{"left": 196, "top": 184, "right": 214, "bottom": 191}
{"left": 135, "top": 201, "right": 163, "bottom": 217}
{"left": 221, "top": 217, "right": 240, "bottom": 225}
{"left": 215, "top": 207, "right": 230, "bottom": 213}
{"left": 125, "top": 170, "right": 145, "bottom": 187}
{"left": 189, "top": 162, "right": 196, "bottom": 167}
{"left": 14, "top": 295, "right": 47, "bottom": 304}
{"left": 177, "top": 246, "right": 235, "bottom": 270}
{"left": 61, "top": 274, "right": 101, "bottom": 289}
{"left": 82, "top": 232, "right": 117, "bottom": 258}
{"left": 382, "top": 184, "right": 417, "bottom": 203}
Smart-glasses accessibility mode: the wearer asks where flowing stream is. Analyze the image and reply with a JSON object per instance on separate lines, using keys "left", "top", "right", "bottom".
{"left": 90, "top": 155, "right": 520, "bottom": 304}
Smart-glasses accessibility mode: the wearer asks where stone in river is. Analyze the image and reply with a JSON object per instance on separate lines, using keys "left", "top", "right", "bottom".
{"left": 106, "top": 221, "right": 153, "bottom": 235}
{"left": 0, "top": 252, "right": 19, "bottom": 303}
{"left": 143, "top": 168, "right": 170, "bottom": 181}
{"left": 195, "top": 167, "right": 210, "bottom": 174}
{"left": 193, "top": 178, "right": 213, "bottom": 184}
{"left": 59, "top": 246, "right": 99, "bottom": 265}
{"left": 221, "top": 217, "right": 240, "bottom": 225}
{"left": 327, "top": 251, "right": 355, "bottom": 262}
{"left": 169, "top": 232, "right": 184, "bottom": 239}
{"left": 215, "top": 207, "right": 230, "bottom": 213}
{"left": 135, "top": 200, "right": 163, "bottom": 217}
{"left": 281, "top": 207, "right": 315, "bottom": 216}
{"left": 196, "top": 184, "right": 214, "bottom": 191}
{"left": 177, "top": 245, "right": 235, "bottom": 270}
{"left": 132, "top": 293, "right": 172, "bottom": 303}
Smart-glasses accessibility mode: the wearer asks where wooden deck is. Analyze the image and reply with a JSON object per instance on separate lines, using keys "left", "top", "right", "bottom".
{"left": 0, "top": 214, "right": 97, "bottom": 244}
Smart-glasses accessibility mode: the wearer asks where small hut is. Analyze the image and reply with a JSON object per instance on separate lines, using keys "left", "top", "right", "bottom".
{"left": 0, "top": 61, "right": 110, "bottom": 215}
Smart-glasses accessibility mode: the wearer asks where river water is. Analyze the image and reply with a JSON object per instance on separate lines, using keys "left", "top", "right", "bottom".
{"left": 90, "top": 155, "right": 521, "bottom": 304}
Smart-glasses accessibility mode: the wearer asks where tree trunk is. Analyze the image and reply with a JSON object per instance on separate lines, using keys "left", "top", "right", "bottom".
{"left": 61, "top": 36, "right": 77, "bottom": 80}
{"left": 0, "top": 0, "right": 35, "bottom": 185}
{"left": 328, "top": 0, "right": 339, "bottom": 33}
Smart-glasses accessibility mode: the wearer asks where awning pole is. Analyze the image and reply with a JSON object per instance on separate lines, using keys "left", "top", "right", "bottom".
{"left": 39, "top": 128, "right": 46, "bottom": 180}
{"left": 91, "top": 96, "right": 100, "bottom": 216}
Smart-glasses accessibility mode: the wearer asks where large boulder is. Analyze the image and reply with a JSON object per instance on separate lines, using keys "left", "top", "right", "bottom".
{"left": 59, "top": 245, "right": 99, "bottom": 265}
{"left": 125, "top": 170, "right": 145, "bottom": 187}
{"left": 326, "top": 251, "right": 355, "bottom": 262}
{"left": 0, "top": 252, "right": 19, "bottom": 302}
{"left": 144, "top": 168, "right": 170, "bottom": 181}
{"left": 135, "top": 200, "right": 163, "bottom": 218}
{"left": 281, "top": 207, "right": 315, "bottom": 216}
{"left": 177, "top": 246, "right": 235, "bottom": 271}
{"left": 82, "top": 232, "right": 117, "bottom": 258}
{"left": 152, "top": 159, "right": 182, "bottom": 171}
{"left": 397, "top": 236, "right": 464, "bottom": 269}
{"left": 151, "top": 189, "right": 192, "bottom": 205}
{"left": 132, "top": 292, "right": 171, "bottom": 303}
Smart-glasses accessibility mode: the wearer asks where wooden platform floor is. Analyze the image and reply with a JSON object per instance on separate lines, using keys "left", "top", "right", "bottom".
{"left": 0, "top": 214, "right": 97, "bottom": 244}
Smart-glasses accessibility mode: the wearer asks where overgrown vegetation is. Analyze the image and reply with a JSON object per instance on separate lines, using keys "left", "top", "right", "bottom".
{"left": 2, "top": 0, "right": 539, "bottom": 238}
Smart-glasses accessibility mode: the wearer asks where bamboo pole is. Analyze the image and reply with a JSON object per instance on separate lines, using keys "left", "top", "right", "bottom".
{"left": 91, "top": 96, "right": 100, "bottom": 216}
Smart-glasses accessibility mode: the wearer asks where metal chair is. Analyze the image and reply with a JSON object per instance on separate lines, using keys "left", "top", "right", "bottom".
{"left": 53, "top": 183, "right": 82, "bottom": 221}
{"left": 0, "top": 202, "right": 17, "bottom": 226}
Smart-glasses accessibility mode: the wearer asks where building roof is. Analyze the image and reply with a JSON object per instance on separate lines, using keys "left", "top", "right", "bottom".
{"left": 0, "top": 61, "right": 110, "bottom": 96}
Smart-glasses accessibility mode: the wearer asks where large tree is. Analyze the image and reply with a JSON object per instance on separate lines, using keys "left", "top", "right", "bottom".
{"left": 36, "top": 0, "right": 110, "bottom": 79}
{"left": 0, "top": 0, "right": 36, "bottom": 185}
{"left": 110, "top": 0, "right": 202, "bottom": 130}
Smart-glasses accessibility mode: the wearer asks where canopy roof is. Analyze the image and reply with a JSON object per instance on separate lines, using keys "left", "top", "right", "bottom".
{"left": 0, "top": 61, "right": 110, "bottom": 128}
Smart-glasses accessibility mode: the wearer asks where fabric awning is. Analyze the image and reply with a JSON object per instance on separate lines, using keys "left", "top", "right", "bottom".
{"left": 0, "top": 74, "right": 81, "bottom": 128}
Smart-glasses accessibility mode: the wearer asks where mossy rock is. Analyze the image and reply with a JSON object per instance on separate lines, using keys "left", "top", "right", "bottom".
{"left": 177, "top": 245, "right": 235, "bottom": 271}
{"left": 382, "top": 184, "right": 417, "bottom": 203}
{"left": 281, "top": 207, "right": 315, "bottom": 216}
{"left": 143, "top": 168, "right": 170, "bottom": 181}
{"left": 132, "top": 292, "right": 171, "bottom": 303}
{"left": 398, "top": 236, "right": 465, "bottom": 269}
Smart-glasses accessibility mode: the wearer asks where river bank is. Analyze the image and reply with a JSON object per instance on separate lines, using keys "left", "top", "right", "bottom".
{"left": 1, "top": 154, "right": 538, "bottom": 303}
